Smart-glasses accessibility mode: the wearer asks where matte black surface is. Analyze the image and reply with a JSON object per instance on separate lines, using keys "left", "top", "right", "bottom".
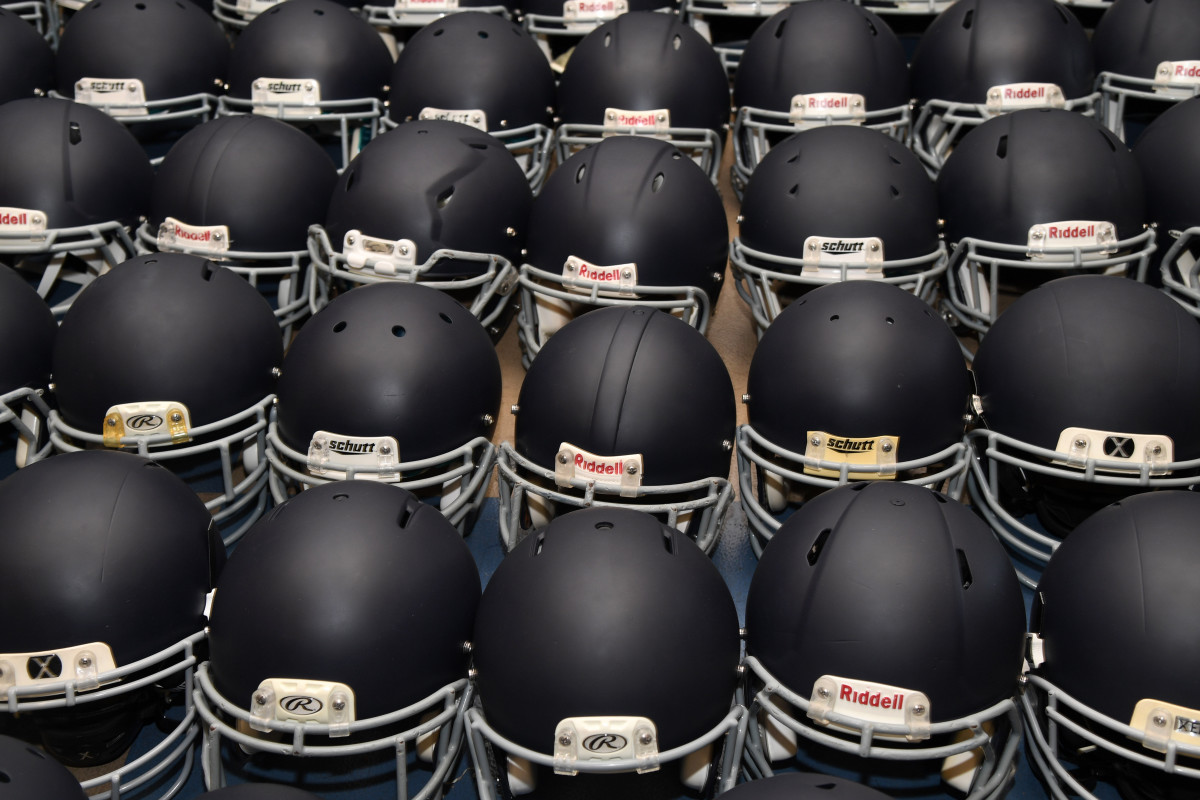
{"left": 0, "top": 8, "right": 53, "bottom": 106}
{"left": 1092, "top": 0, "right": 1200, "bottom": 82}
{"left": 0, "top": 734, "right": 89, "bottom": 800}
{"left": 1133, "top": 95, "right": 1200, "bottom": 234}
{"left": 207, "top": 481, "right": 481, "bottom": 719}
{"left": 724, "top": 773, "right": 895, "bottom": 800}
{"left": 0, "top": 263, "right": 54, "bottom": 394}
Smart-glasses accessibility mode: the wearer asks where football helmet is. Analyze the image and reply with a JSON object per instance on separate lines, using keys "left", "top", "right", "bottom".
{"left": 218, "top": 0, "right": 393, "bottom": 170}
{"left": 515, "top": 135, "right": 727, "bottom": 366}
{"left": 137, "top": 114, "right": 338, "bottom": 338}
{"left": 736, "top": 280, "right": 971, "bottom": 557}
{"left": 909, "top": 0, "right": 1097, "bottom": 176}
{"left": 196, "top": 480, "right": 479, "bottom": 798}
{"left": 499, "top": 305, "right": 736, "bottom": 554}
{"left": 724, "top": 773, "right": 897, "bottom": 799}
{"left": 731, "top": 0, "right": 912, "bottom": 194}
{"left": 53, "top": 0, "right": 228, "bottom": 137}
{"left": 938, "top": 109, "right": 1155, "bottom": 342}
{"left": 0, "top": 736, "right": 86, "bottom": 800}
{"left": 49, "top": 253, "right": 283, "bottom": 545}
{"left": 465, "top": 506, "right": 746, "bottom": 798}
{"left": 361, "top": 0, "right": 516, "bottom": 49}
{"left": 0, "top": 7, "right": 53, "bottom": 107}
{"left": 730, "top": 125, "right": 946, "bottom": 333}
{"left": 0, "top": 449, "right": 223, "bottom": 800}
{"left": 0, "top": 263, "right": 54, "bottom": 469}
{"left": 1093, "top": 0, "right": 1200, "bottom": 141}
{"left": 554, "top": 11, "right": 729, "bottom": 184}
{"left": 743, "top": 482, "right": 1026, "bottom": 799}
{"left": 0, "top": 97, "right": 150, "bottom": 317}
{"left": 267, "top": 281, "right": 502, "bottom": 533}
{"left": 1023, "top": 491, "right": 1200, "bottom": 800}
{"left": 520, "top": 0, "right": 674, "bottom": 61}
{"left": 1133, "top": 95, "right": 1200, "bottom": 317}
{"left": 385, "top": 12, "right": 556, "bottom": 191}
{"left": 308, "top": 118, "right": 532, "bottom": 341}
{"left": 966, "top": 274, "right": 1200, "bottom": 588}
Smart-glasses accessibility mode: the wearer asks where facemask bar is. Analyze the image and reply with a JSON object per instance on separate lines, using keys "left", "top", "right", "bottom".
{"left": 307, "top": 224, "right": 518, "bottom": 331}
{"left": 736, "top": 423, "right": 970, "bottom": 558}
{"left": 48, "top": 88, "right": 220, "bottom": 137}
{"left": 48, "top": 397, "right": 273, "bottom": 546}
{"left": 3, "top": 0, "right": 57, "bottom": 40}
{"left": 1, "top": 385, "right": 53, "bottom": 468}
{"left": 513, "top": 262, "right": 712, "bottom": 366}
{"left": 1159, "top": 225, "right": 1200, "bottom": 317}
{"left": 942, "top": 228, "right": 1155, "bottom": 342}
{"left": 1021, "top": 673, "right": 1200, "bottom": 800}
{"left": 266, "top": 413, "right": 497, "bottom": 535}
{"left": 966, "top": 426, "right": 1200, "bottom": 589}
{"left": 555, "top": 126, "right": 725, "bottom": 185}
{"left": 1097, "top": 70, "right": 1200, "bottom": 142}
{"left": 362, "top": 2, "right": 512, "bottom": 31}
{"left": 463, "top": 700, "right": 747, "bottom": 800}
{"left": 911, "top": 92, "right": 1099, "bottom": 178}
{"left": 194, "top": 662, "right": 473, "bottom": 800}
{"left": 729, "top": 237, "right": 947, "bottom": 337}
{"left": 856, "top": 0, "right": 956, "bottom": 15}
{"left": 496, "top": 440, "right": 733, "bottom": 554}
{"left": 742, "top": 655, "right": 1021, "bottom": 800}
{"left": 1, "top": 631, "right": 206, "bottom": 800}
{"left": 379, "top": 115, "right": 556, "bottom": 193}
{"left": 216, "top": 96, "right": 386, "bottom": 171}
{"left": 211, "top": 0, "right": 285, "bottom": 30}
{"left": 731, "top": 102, "right": 913, "bottom": 197}
{"left": 0, "top": 220, "right": 138, "bottom": 318}
{"left": 136, "top": 221, "right": 312, "bottom": 342}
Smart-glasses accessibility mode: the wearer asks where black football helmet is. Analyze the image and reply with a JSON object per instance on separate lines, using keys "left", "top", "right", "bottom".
{"left": 0, "top": 736, "right": 86, "bottom": 800}
{"left": 499, "top": 305, "right": 736, "bottom": 554}
{"left": 554, "top": 11, "right": 730, "bottom": 184}
{"left": 218, "top": 0, "right": 393, "bottom": 170}
{"left": 0, "top": 7, "right": 53, "bottom": 107}
{"left": 743, "top": 482, "right": 1026, "bottom": 799}
{"left": 53, "top": 0, "right": 228, "bottom": 137}
{"left": 737, "top": 280, "right": 971, "bottom": 556}
{"left": 723, "top": 773, "right": 897, "bottom": 800}
{"left": 1023, "top": 491, "right": 1200, "bottom": 800}
{"left": 267, "top": 281, "right": 502, "bottom": 533}
{"left": 1133, "top": 95, "right": 1200, "bottom": 317}
{"left": 731, "top": 0, "right": 912, "bottom": 194}
{"left": 0, "top": 97, "right": 150, "bottom": 317}
{"left": 0, "top": 263, "right": 54, "bottom": 469}
{"left": 466, "top": 506, "right": 745, "bottom": 797}
{"left": 309, "top": 118, "right": 532, "bottom": 341}
{"left": 1093, "top": 0, "right": 1200, "bottom": 141}
{"left": 966, "top": 274, "right": 1200, "bottom": 588}
{"left": 938, "top": 109, "right": 1155, "bottom": 344}
{"left": 0, "top": 450, "right": 223, "bottom": 799}
{"left": 196, "top": 480, "right": 479, "bottom": 798}
{"left": 909, "top": 0, "right": 1097, "bottom": 175}
{"left": 731, "top": 125, "right": 946, "bottom": 334}
{"left": 515, "top": 135, "right": 728, "bottom": 366}
{"left": 520, "top": 0, "right": 674, "bottom": 61}
{"left": 49, "top": 253, "right": 283, "bottom": 545}
{"left": 138, "top": 114, "right": 338, "bottom": 338}
{"left": 385, "top": 12, "right": 556, "bottom": 191}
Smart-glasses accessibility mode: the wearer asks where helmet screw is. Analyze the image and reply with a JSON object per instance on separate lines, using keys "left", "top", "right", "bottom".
{"left": 870, "top": 242, "right": 880, "bottom": 252}
{"left": 656, "top": 112, "right": 666, "bottom": 122}
{"left": 482, "top": 413, "right": 495, "bottom": 426}
{"left": 399, "top": 244, "right": 410, "bottom": 256}
{"left": 565, "top": 261, "right": 576, "bottom": 272}
{"left": 558, "top": 451, "right": 571, "bottom": 465}
{"left": 347, "top": 235, "right": 357, "bottom": 246}
{"left": 912, "top": 704, "right": 927, "bottom": 716}
{"left": 77, "top": 80, "right": 86, "bottom": 91}
{"left": 379, "top": 444, "right": 392, "bottom": 455}
{"left": 1031, "top": 229, "right": 1045, "bottom": 240}
{"left": 722, "top": 439, "right": 733, "bottom": 452}
{"left": 808, "top": 241, "right": 818, "bottom": 252}
{"left": 170, "top": 412, "right": 183, "bottom": 424}
{"left": 31, "top": 214, "right": 42, "bottom": 226}
{"left": 304, "top": 81, "right": 315, "bottom": 91}
{"left": 1153, "top": 714, "right": 1168, "bottom": 727}
{"left": 988, "top": 89, "right": 1000, "bottom": 101}
{"left": 213, "top": 232, "right": 223, "bottom": 241}
{"left": 254, "top": 80, "right": 265, "bottom": 91}
{"left": 741, "top": 393, "right": 751, "bottom": 403}
{"left": 1159, "top": 66, "right": 1171, "bottom": 77}
{"left": 312, "top": 440, "right": 324, "bottom": 450}
{"left": 880, "top": 440, "right": 893, "bottom": 453}
{"left": 254, "top": 692, "right": 269, "bottom": 706}
{"left": 810, "top": 435, "right": 821, "bottom": 446}
{"left": 559, "top": 733, "right": 573, "bottom": 747}
{"left": 272, "top": 367, "right": 282, "bottom": 378}
{"left": 78, "top": 655, "right": 92, "bottom": 668}
{"left": 638, "top": 731, "right": 653, "bottom": 745}
{"left": 471, "top": 114, "right": 481, "bottom": 124}
{"left": 332, "top": 699, "right": 346, "bottom": 712}
{"left": 817, "top": 687, "right": 831, "bottom": 699}
{"left": 625, "top": 461, "right": 639, "bottom": 475}
{"left": 1073, "top": 438, "right": 1087, "bottom": 449}
{"left": 106, "top": 417, "right": 118, "bottom": 427}
{"left": 506, "top": 227, "right": 517, "bottom": 238}
{"left": 621, "top": 268, "right": 633, "bottom": 279}
{"left": 606, "top": 111, "right": 616, "bottom": 121}
{"left": 736, "top": 214, "right": 745, "bottom": 225}
{"left": 128, "top": 84, "right": 137, "bottom": 93}
{"left": 1151, "top": 444, "right": 1163, "bottom": 455}
{"left": 852, "top": 99, "right": 862, "bottom": 108}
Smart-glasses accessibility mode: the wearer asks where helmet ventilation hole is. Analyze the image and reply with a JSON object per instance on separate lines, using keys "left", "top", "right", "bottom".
{"left": 437, "top": 186, "right": 454, "bottom": 208}
{"left": 477, "top": 29, "right": 489, "bottom": 38}
{"left": 396, "top": 501, "right": 415, "bottom": 528}
{"left": 575, "top": 163, "right": 587, "bottom": 183}
{"left": 786, "top": 152, "right": 800, "bottom": 164}
{"left": 787, "top": 184, "right": 798, "bottom": 197}
{"left": 829, "top": 314, "right": 839, "bottom": 321}
{"left": 135, "top": 1, "right": 145, "bottom": 8}
{"left": 201, "top": 262, "right": 216, "bottom": 281}
{"left": 313, "top": 7, "right": 324, "bottom": 13}
{"left": 0, "top": 770, "right": 10, "bottom": 782}
{"left": 1053, "top": 4, "right": 1070, "bottom": 23}
{"left": 439, "top": 312, "right": 453, "bottom": 324}
{"left": 595, "top": 521, "right": 613, "bottom": 530}
{"left": 807, "top": 528, "right": 831, "bottom": 565}
{"left": 774, "top": 18, "right": 786, "bottom": 38}
{"left": 333, "top": 321, "right": 347, "bottom": 332}
{"left": 651, "top": 173, "right": 665, "bottom": 193}
{"left": 603, "top": 32, "right": 611, "bottom": 47}
{"left": 672, "top": 34, "right": 682, "bottom": 50}
{"left": 344, "top": 170, "right": 356, "bottom": 191}
{"left": 889, "top": 154, "right": 902, "bottom": 166}
{"left": 69, "top": 121, "right": 82, "bottom": 145}
{"left": 671, "top": 151, "right": 681, "bottom": 160}
{"left": 433, "top": 27, "right": 444, "bottom": 35}
{"left": 662, "top": 530, "right": 675, "bottom": 554}
{"left": 533, "top": 532, "right": 545, "bottom": 555}
{"left": 1099, "top": 129, "right": 1117, "bottom": 152}
{"left": 961, "top": 8, "right": 973, "bottom": 28}
{"left": 890, "top": 185, "right": 900, "bottom": 197}
{"left": 885, "top": 316, "right": 894, "bottom": 325}
{"left": 392, "top": 325, "right": 406, "bottom": 337}
{"left": 995, "top": 134, "right": 1008, "bottom": 159}
{"left": 333, "top": 493, "right": 349, "bottom": 501}
{"left": 956, "top": 549, "right": 973, "bottom": 589}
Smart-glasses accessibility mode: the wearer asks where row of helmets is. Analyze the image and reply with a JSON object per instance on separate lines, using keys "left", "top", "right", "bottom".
{"left": 0, "top": 448, "right": 1197, "bottom": 800}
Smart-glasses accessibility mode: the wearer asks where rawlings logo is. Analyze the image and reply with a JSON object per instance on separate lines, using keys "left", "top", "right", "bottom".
{"left": 126, "top": 414, "right": 164, "bottom": 431}
{"left": 279, "top": 695, "right": 323, "bottom": 715}
{"left": 582, "top": 733, "right": 627, "bottom": 752}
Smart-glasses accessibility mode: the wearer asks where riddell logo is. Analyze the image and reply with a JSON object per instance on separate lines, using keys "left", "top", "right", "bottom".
{"left": 0, "top": 212, "right": 28, "bottom": 226}
{"left": 574, "top": 453, "right": 623, "bottom": 476}
{"left": 575, "top": 0, "right": 615, "bottom": 10}
{"left": 577, "top": 262, "right": 623, "bottom": 282}
{"left": 267, "top": 81, "right": 303, "bottom": 93}
{"left": 840, "top": 684, "right": 904, "bottom": 710}
{"left": 1004, "top": 86, "right": 1045, "bottom": 100}
{"left": 327, "top": 439, "right": 376, "bottom": 455}
{"left": 808, "top": 95, "right": 849, "bottom": 109}
{"left": 821, "top": 241, "right": 864, "bottom": 255}
{"left": 1047, "top": 224, "right": 1095, "bottom": 240}
{"left": 172, "top": 225, "right": 211, "bottom": 242}
{"left": 1175, "top": 64, "right": 1200, "bottom": 79}
{"left": 826, "top": 437, "right": 874, "bottom": 453}
{"left": 616, "top": 112, "right": 657, "bottom": 127}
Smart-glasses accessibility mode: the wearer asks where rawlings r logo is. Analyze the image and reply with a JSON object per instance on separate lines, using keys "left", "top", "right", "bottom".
{"left": 582, "top": 733, "right": 627, "bottom": 753}
{"left": 126, "top": 414, "right": 164, "bottom": 430}
{"left": 280, "top": 695, "right": 323, "bottom": 715}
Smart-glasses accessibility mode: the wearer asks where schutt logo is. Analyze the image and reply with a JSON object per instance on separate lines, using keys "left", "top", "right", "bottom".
{"left": 582, "top": 733, "right": 627, "bottom": 753}
{"left": 280, "top": 695, "right": 324, "bottom": 715}
{"left": 127, "top": 414, "right": 164, "bottom": 430}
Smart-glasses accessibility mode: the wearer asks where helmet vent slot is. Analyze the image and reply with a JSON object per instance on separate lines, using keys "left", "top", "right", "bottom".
{"left": 774, "top": 18, "right": 786, "bottom": 38}
{"left": 135, "top": 1, "right": 145, "bottom": 8}
{"left": 956, "top": 548, "right": 973, "bottom": 589}
{"left": 662, "top": 530, "right": 675, "bottom": 554}
{"left": 396, "top": 501, "right": 416, "bottom": 528}
{"left": 344, "top": 170, "right": 356, "bottom": 191}
{"left": 885, "top": 316, "right": 894, "bottom": 325}
{"left": 433, "top": 27, "right": 444, "bottom": 35}
{"left": 890, "top": 185, "right": 900, "bottom": 197}
{"left": 533, "top": 532, "right": 545, "bottom": 555}
{"left": 807, "top": 528, "right": 831, "bottom": 566}
{"left": 439, "top": 312, "right": 453, "bottom": 324}
{"left": 1099, "top": 129, "right": 1117, "bottom": 152}
{"left": 995, "top": 135, "right": 1008, "bottom": 159}
{"left": 865, "top": 19, "right": 877, "bottom": 36}
{"left": 69, "top": 121, "right": 82, "bottom": 145}
{"left": 829, "top": 314, "right": 839, "bottom": 321}
{"left": 595, "top": 521, "right": 614, "bottom": 530}
{"left": 392, "top": 325, "right": 406, "bottom": 337}
{"left": 437, "top": 186, "right": 455, "bottom": 208}
{"left": 333, "top": 321, "right": 347, "bottom": 332}
{"left": 477, "top": 29, "right": 489, "bottom": 38}
{"left": 575, "top": 163, "right": 587, "bottom": 183}
{"left": 651, "top": 173, "right": 665, "bottom": 193}
{"left": 603, "top": 32, "right": 612, "bottom": 47}
{"left": 788, "top": 184, "right": 798, "bottom": 197}
{"left": 201, "top": 262, "right": 217, "bottom": 281}
{"left": 961, "top": 8, "right": 973, "bottom": 28}
{"left": 672, "top": 34, "right": 682, "bottom": 50}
